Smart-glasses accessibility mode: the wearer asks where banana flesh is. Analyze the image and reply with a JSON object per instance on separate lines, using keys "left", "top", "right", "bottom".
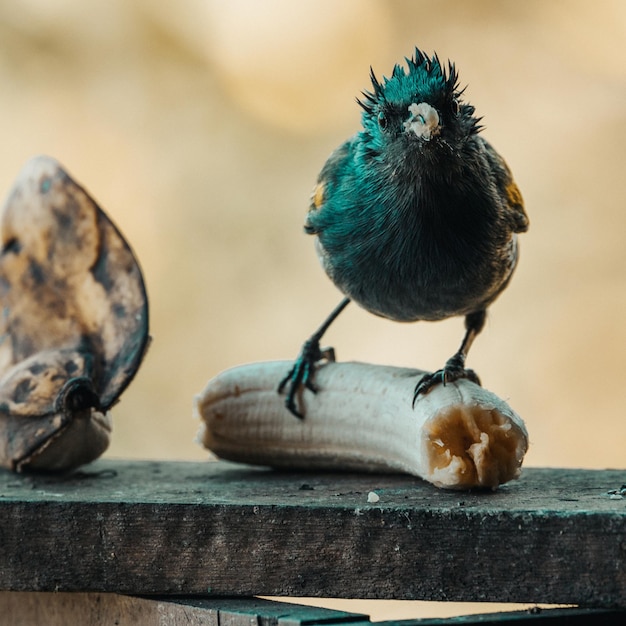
{"left": 195, "top": 361, "right": 528, "bottom": 490}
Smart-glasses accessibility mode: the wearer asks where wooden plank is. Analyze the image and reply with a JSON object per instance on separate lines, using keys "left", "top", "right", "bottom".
{"left": 0, "top": 593, "right": 369, "bottom": 626}
{"left": 0, "top": 460, "right": 624, "bottom": 606}
{"left": 0, "top": 593, "right": 624, "bottom": 626}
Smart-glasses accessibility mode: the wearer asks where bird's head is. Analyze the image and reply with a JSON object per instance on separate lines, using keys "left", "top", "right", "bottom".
{"left": 357, "top": 48, "right": 482, "bottom": 154}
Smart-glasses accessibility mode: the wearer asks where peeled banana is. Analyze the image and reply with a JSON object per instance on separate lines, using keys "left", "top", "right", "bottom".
{"left": 195, "top": 360, "right": 528, "bottom": 490}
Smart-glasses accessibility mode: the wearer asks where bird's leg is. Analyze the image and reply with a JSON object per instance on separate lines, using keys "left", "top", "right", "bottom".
{"left": 413, "top": 310, "right": 486, "bottom": 405}
{"left": 279, "top": 297, "right": 350, "bottom": 419}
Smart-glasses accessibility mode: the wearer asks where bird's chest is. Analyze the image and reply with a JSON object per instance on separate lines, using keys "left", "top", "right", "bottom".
{"left": 328, "top": 175, "right": 493, "bottom": 271}
{"left": 316, "top": 178, "right": 504, "bottom": 321}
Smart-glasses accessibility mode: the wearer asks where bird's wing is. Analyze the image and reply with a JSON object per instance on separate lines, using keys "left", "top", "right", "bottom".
{"left": 482, "top": 139, "right": 529, "bottom": 234}
{"left": 304, "top": 139, "right": 353, "bottom": 235}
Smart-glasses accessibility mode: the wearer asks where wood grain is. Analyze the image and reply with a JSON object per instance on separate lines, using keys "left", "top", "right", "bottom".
{"left": 0, "top": 594, "right": 369, "bottom": 626}
{"left": 0, "top": 593, "right": 624, "bottom": 625}
{"left": 0, "top": 460, "right": 623, "bottom": 607}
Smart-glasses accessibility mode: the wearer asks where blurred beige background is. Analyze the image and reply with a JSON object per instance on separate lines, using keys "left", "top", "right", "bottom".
{"left": 1, "top": 0, "right": 625, "bottom": 620}
{"left": 1, "top": 0, "right": 625, "bottom": 469}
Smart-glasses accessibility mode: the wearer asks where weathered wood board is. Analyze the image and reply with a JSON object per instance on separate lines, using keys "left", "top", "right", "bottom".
{"left": 0, "top": 593, "right": 624, "bottom": 626}
{"left": 0, "top": 460, "right": 623, "bottom": 607}
{"left": 0, "top": 593, "right": 369, "bottom": 626}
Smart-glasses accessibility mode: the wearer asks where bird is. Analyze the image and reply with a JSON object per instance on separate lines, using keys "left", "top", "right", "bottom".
{"left": 279, "top": 47, "right": 529, "bottom": 419}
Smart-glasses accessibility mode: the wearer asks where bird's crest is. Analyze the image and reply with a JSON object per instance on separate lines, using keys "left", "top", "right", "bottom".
{"left": 357, "top": 47, "right": 461, "bottom": 114}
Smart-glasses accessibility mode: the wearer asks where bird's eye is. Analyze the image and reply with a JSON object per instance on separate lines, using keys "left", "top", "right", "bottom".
{"left": 451, "top": 98, "right": 460, "bottom": 116}
{"left": 377, "top": 111, "right": 388, "bottom": 130}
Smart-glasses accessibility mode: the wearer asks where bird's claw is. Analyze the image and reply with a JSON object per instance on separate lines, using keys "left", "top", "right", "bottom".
{"left": 412, "top": 354, "right": 481, "bottom": 406}
{"left": 278, "top": 339, "right": 336, "bottom": 419}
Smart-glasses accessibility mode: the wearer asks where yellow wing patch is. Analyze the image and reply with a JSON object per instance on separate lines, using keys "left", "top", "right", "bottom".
{"left": 310, "top": 181, "right": 325, "bottom": 211}
{"left": 505, "top": 180, "right": 523, "bottom": 208}
{"left": 504, "top": 179, "right": 529, "bottom": 233}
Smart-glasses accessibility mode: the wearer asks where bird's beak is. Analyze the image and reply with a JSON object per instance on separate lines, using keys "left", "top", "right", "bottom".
{"left": 403, "top": 103, "right": 441, "bottom": 141}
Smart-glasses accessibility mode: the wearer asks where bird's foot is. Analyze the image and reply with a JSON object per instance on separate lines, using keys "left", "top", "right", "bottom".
{"left": 278, "top": 339, "right": 336, "bottom": 419}
{"left": 412, "top": 354, "right": 481, "bottom": 406}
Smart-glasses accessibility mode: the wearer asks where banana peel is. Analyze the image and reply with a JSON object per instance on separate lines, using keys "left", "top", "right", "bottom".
{"left": 0, "top": 156, "right": 149, "bottom": 472}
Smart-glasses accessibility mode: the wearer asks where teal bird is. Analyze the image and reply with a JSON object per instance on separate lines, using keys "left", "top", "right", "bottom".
{"left": 280, "top": 47, "right": 529, "bottom": 418}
